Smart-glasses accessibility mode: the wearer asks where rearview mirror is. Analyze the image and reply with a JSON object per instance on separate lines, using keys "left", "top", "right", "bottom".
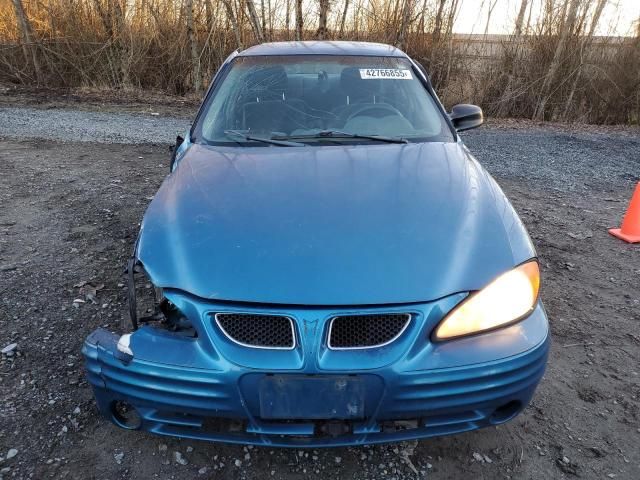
{"left": 449, "top": 104, "right": 483, "bottom": 132}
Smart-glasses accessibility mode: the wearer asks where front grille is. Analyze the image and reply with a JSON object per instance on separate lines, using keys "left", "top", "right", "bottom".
{"left": 214, "top": 313, "right": 295, "bottom": 349}
{"left": 328, "top": 313, "right": 411, "bottom": 349}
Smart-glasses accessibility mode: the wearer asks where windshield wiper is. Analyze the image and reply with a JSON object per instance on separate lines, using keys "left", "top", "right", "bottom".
{"left": 273, "top": 130, "right": 409, "bottom": 144}
{"left": 224, "top": 130, "right": 304, "bottom": 147}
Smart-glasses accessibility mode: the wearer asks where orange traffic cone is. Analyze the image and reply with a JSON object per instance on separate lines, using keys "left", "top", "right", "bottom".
{"left": 609, "top": 182, "right": 640, "bottom": 243}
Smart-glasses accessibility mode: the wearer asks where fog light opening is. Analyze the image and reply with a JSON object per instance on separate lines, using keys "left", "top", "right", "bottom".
{"left": 490, "top": 400, "right": 522, "bottom": 424}
{"left": 111, "top": 401, "right": 142, "bottom": 430}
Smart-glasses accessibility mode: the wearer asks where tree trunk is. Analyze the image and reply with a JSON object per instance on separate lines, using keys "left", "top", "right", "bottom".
{"left": 533, "top": 0, "right": 581, "bottom": 121}
{"left": 317, "top": 0, "right": 329, "bottom": 40}
{"left": 417, "top": 0, "right": 428, "bottom": 33}
{"left": 260, "top": 0, "right": 267, "bottom": 40}
{"left": 285, "top": 0, "right": 291, "bottom": 38}
{"left": 186, "top": 0, "right": 201, "bottom": 92}
{"left": 514, "top": 0, "right": 529, "bottom": 36}
{"left": 246, "top": 0, "right": 265, "bottom": 42}
{"left": 11, "top": 0, "right": 42, "bottom": 84}
{"left": 295, "top": 0, "right": 303, "bottom": 40}
{"left": 445, "top": 0, "right": 459, "bottom": 36}
{"left": 562, "top": 0, "right": 607, "bottom": 119}
{"left": 268, "top": 0, "right": 272, "bottom": 40}
{"left": 429, "top": 0, "right": 447, "bottom": 77}
{"left": 205, "top": 0, "right": 213, "bottom": 34}
{"left": 497, "top": 0, "right": 529, "bottom": 116}
{"left": 484, "top": 0, "right": 498, "bottom": 36}
{"left": 353, "top": 0, "right": 362, "bottom": 39}
{"left": 443, "top": 0, "right": 460, "bottom": 86}
{"left": 396, "top": 0, "right": 413, "bottom": 49}
{"left": 112, "top": 0, "right": 129, "bottom": 87}
{"left": 432, "top": 0, "right": 446, "bottom": 41}
{"left": 339, "top": 0, "right": 350, "bottom": 38}
{"left": 221, "top": 0, "right": 243, "bottom": 48}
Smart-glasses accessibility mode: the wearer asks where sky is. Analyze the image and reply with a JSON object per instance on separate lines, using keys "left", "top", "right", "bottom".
{"left": 452, "top": 0, "right": 640, "bottom": 36}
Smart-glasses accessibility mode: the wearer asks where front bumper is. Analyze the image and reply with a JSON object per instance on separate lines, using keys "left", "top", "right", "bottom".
{"left": 82, "top": 293, "right": 550, "bottom": 447}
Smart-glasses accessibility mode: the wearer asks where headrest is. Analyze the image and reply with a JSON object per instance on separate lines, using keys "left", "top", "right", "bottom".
{"left": 340, "top": 67, "right": 381, "bottom": 98}
{"left": 244, "top": 65, "right": 287, "bottom": 94}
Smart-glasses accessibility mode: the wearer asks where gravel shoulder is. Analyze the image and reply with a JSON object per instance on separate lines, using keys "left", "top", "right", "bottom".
{"left": 0, "top": 105, "right": 639, "bottom": 480}
{"left": 0, "top": 106, "right": 190, "bottom": 144}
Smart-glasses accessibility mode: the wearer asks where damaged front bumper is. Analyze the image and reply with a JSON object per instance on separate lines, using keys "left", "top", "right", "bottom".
{"left": 82, "top": 291, "right": 549, "bottom": 447}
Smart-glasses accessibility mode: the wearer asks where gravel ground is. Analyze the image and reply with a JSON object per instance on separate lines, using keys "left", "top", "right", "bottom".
{"left": 0, "top": 107, "right": 190, "bottom": 144}
{"left": 1, "top": 104, "right": 639, "bottom": 480}
{"left": 464, "top": 127, "right": 640, "bottom": 191}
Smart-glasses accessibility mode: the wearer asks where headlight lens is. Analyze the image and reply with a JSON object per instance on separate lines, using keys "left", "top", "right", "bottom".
{"left": 433, "top": 260, "right": 540, "bottom": 341}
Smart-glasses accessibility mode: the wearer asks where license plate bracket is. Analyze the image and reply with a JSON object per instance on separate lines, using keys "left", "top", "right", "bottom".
{"left": 259, "top": 375, "right": 365, "bottom": 420}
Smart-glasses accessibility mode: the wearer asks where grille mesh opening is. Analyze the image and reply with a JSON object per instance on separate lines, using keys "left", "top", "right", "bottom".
{"left": 215, "top": 313, "right": 295, "bottom": 349}
{"left": 329, "top": 313, "right": 410, "bottom": 349}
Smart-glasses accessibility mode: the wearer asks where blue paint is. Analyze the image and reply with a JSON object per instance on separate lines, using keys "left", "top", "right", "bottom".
{"left": 83, "top": 41, "right": 549, "bottom": 446}
{"left": 139, "top": 142, "right": 534, "bottom": 305}
{"left": 237, "top": 41, "right": 407, "bottom": 58}
{"left": 83, "top": 300, "right": 548, "bottom": 446}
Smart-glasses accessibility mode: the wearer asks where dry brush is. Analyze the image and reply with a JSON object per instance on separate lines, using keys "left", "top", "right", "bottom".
{"left": 0, "top": 0, "right": 638, "bottom": 123}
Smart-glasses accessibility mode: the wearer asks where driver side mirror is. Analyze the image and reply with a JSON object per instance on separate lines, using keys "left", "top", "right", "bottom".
{"left": 169, "top": 135, "right": 184, "bottom": 172}
{"left": 449, "top": 104, "right": 483, "bottom": 132}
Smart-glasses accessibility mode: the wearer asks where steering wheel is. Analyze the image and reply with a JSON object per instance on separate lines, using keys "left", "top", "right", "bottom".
{"left": 346, "top": 103, "right": 404, "bottom": 122}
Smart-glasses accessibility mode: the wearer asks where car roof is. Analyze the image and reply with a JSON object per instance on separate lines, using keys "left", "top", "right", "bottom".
{"left": 237, "top": 41, "right": 408, "bottom": 58}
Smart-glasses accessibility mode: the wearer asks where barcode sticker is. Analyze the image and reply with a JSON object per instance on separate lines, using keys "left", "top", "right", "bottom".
{"left": 359, "top": 69, "right": 413, "bottom": 80}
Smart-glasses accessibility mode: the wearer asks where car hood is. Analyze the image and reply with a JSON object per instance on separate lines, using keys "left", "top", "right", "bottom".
{"left": 137, "top": 142, "right": 535, "bottom": 305}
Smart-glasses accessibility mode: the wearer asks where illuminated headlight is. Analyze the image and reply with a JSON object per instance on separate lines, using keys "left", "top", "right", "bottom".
{"left": 433, "top": 260, "right": 540, "bottom": 341}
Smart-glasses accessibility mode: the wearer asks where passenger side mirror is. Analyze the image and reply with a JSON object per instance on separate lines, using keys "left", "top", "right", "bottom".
{"left": 449, "top": 104, "right": 483, "bottom": 132}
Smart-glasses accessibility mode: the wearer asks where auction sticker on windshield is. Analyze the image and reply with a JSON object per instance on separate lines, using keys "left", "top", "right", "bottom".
{"left": 359, "top": 69, "right": 413, "bottom": 80}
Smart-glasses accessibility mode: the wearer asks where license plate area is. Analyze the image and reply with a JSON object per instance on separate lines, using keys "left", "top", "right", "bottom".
{"left": 259, "top": 375, "right": 365, "bottom": 420}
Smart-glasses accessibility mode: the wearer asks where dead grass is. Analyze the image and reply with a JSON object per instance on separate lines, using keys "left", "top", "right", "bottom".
{"left": 1, "top": 0, "right": 638, "bottom": 124}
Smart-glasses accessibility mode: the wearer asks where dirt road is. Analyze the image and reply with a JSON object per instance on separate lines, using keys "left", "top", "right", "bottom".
{"left": 1, "top": 107, "right": 639, "bottom": 479}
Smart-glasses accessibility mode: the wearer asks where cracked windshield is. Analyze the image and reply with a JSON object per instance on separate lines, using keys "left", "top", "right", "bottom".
{"left": 197, "top": 55, "right": 454, "bottom": 145}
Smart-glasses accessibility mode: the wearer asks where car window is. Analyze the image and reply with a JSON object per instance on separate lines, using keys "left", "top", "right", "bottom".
{"left": 195, "top": 55, "right": 454, "bottom": 145}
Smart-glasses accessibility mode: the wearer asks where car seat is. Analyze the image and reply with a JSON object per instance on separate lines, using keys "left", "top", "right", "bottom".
{"left": 240, "top": 66, "right": 308, "bottom": 134}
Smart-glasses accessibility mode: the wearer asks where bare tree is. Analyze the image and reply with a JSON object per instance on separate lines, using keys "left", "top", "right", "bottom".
{"left": 285, "top": 0, "right": 291, "bottom": 39}
{"left": 11, "top": 0, "right": 42, "bottom": 84}
{"left": 396, "top": 0, "right": 413, "bottom": 49}
{"left": 317, "top": 0, "right": 330, "bottom": 39}
{"left": 221, "top": 0, "right": 243, "bottom": 49}
{"left": 295, "top": 0, "right": 303, "bottom": 40}
{"left": 204, "top": 0, "right": 214, "bottom": 34}
{"left": 562, "top": 0, "right": 608, "bottom": 119}
{"left": 339, "top": 0, "right": 350, "bottom": 38}
{"left": 260, "top": 0, "right": 267, "bottom": 39}
{"left": 429, "top": 0, "right": 447, "bottom": 75}
{"left": 246, "top": 0, "right": 265, "bottom": 42}
{"left": 186, "top": 0, "right": 201, "bottom": 91}
{"left": 443, "top": 0, "right": 460, "bottom": 85}
{"left": 514, "top": 0, "right": 529, "bottom": 36}
{"left": 417, "top": 0, "right": 429, "bottom": 33}
{"left": 496, "top": 0, "right": 529, "bottom": 116}
{"left": 432, "top": 0, "right": 446, "bottom": 41}
{"left": 484, "top": 0, "right": 498, "bottom": 36}
{"left": 353, "top": 0, "right": 363, "bottom": 38}
{"left": 533, "top": 0, "right": 581, "bottom": 120}
{"left": 91, "top": 0, "right": 129, "bottom": 86}
{"left": 268, "top": 0, "right": 273, "bottom": 40}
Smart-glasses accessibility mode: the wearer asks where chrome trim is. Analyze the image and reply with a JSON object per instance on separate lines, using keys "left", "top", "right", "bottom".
{"left": 327, "top": 313, "right": 412, "bottom": 351}
{"left": 213, "top": 313, "right": 296, "bottom": 350}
